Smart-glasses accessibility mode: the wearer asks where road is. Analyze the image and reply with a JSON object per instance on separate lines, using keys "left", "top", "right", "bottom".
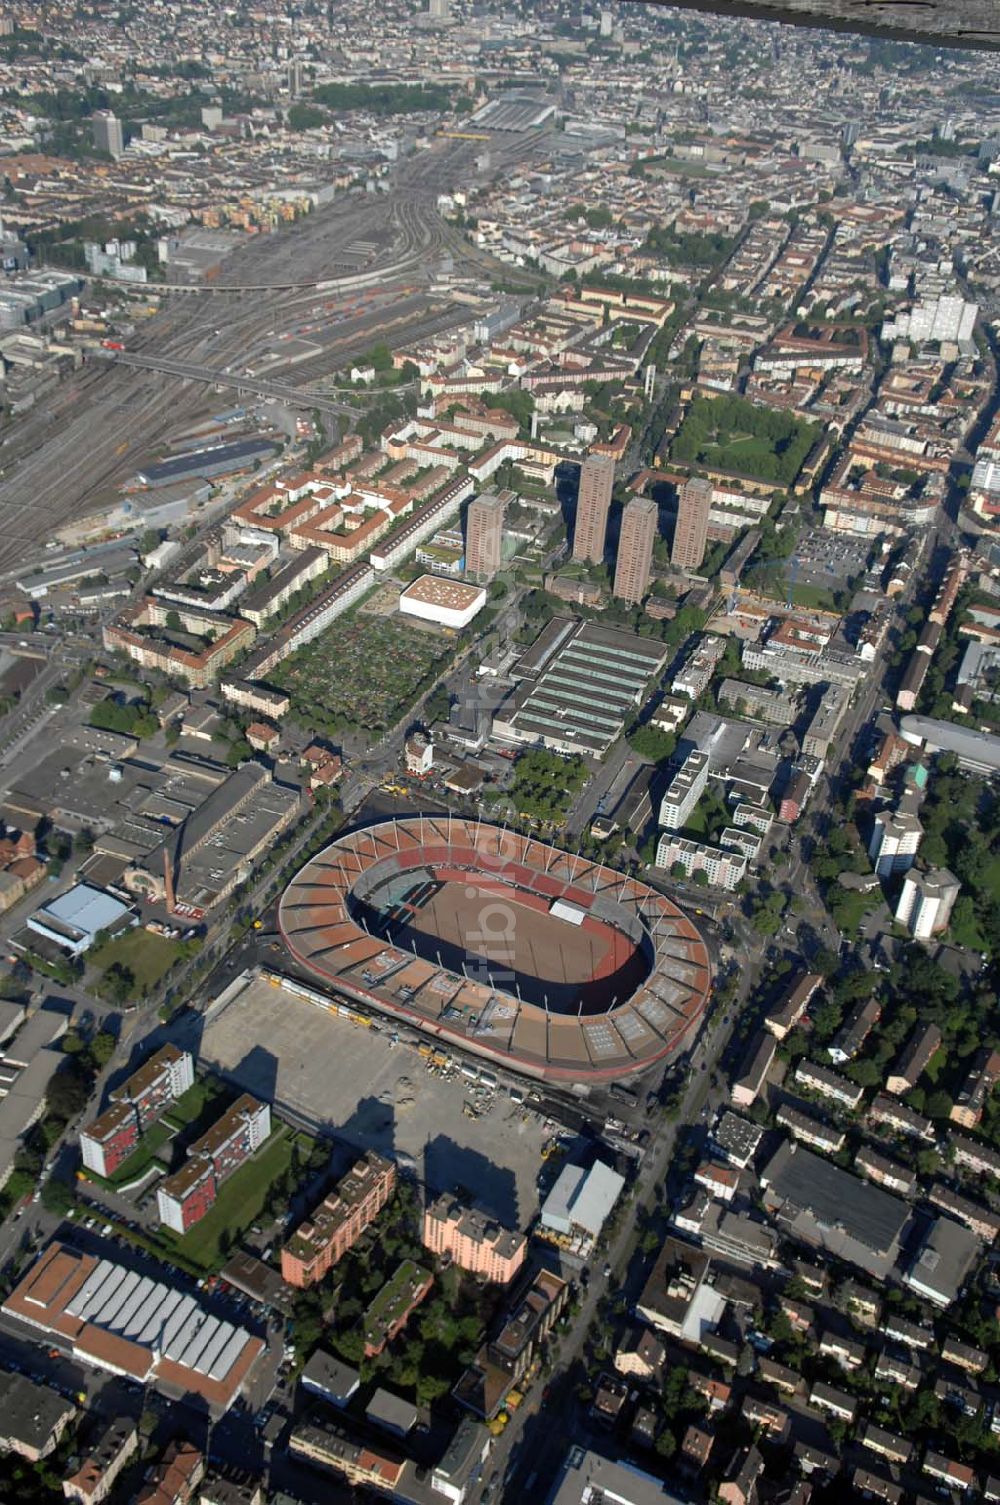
{"left": 484, "top": 928, "right": 759, "bottom": 1502}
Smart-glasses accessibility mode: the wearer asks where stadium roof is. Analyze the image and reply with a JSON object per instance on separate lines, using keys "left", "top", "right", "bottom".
{"left": 278, "top": 816, "right": 711, "bottom": 1084}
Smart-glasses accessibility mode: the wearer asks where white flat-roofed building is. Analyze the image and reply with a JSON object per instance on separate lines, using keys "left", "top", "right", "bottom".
{"left": 549, "top": 1444, "right": 683, "bottom": 1504}
{"left": 659, "top": 750, "right": 709, "bottom": 831}
{"left": 895, "top": 866, "right": 960, "bottom": 939}
{"left": 655, "top": 833, "right": 747, "bottom": 890}
{"left": 870, "top": 809, "right": 923, "bottom": 878}
{"left": 672, "top": 637, "right": 726, "bottom": 700}
{"left": 399, "top": 574, "right": 487, "bottom": 630}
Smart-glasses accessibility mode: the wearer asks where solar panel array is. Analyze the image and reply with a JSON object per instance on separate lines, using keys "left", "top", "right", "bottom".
{"left": 66, "top": 1259, "right": 250, "bottom": 1381}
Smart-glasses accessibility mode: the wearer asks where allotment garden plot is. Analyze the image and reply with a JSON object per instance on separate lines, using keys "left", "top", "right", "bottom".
{"left": 270, "top": 615, "right": 455, "bottom": 733}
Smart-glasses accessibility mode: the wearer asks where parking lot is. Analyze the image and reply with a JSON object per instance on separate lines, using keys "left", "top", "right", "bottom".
{"left": 198, "top": 976, "right": 551, "bottom": 1228}
{"left": 793, "top": 530, "right": 870, "bottom": 589}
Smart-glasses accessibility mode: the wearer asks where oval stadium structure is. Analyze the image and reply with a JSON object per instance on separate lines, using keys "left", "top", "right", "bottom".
{"left": 278, "top": 816, "right": 712, "bottom": 1084}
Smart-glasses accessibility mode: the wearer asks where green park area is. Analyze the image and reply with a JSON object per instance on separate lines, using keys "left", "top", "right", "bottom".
{"left": 671, "top": 393, "right": 821, "bottom": 487}
{"left": 270, "top": 614, "right": 456, "bottom": 734}
{"left": 741, "top": 564, "right": 841, "bottom": 614}
{"left": 89, "top": 926, "right": 192, "bottom": 1004}
{"left": 161, "top": 1075, "right": 232, "bottom": 1135}
{"left": 510, "top": 749, "right": 588, "bottom": 824}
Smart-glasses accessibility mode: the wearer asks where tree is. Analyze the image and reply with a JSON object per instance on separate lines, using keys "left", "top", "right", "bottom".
{"left": 45, "top": 1064, "right": 89, "bottom": 1120}
{"left": 750, "top": 905, "right": 781, "bottom": 936}
{"left": 628, "top": 724, "right": 676, "bottom": 763}
{"left": 655, "top": 1427, "right": 677, "bottom": 1458}
{"left": 288, "top": 102, "right": 326, "bottom": 130}
{"left": 40, "top": 1175, "right": 75, "bottom": 1215}
{"left": 100, "top": 962, "right": 136, "bottom": 1006}
{"left": 165, "top": 609, "right": 182, "bottom": 632}
{"left": 90, "top": 1030, "right": 116, "bottom": 1068}
{"left": 926, "top": 1089, "right": 953, "bottom": 1120}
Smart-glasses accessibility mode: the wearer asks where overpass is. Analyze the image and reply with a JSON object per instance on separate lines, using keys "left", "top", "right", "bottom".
{"left": 101, "top": 351, "right": 361, "bottom": 418}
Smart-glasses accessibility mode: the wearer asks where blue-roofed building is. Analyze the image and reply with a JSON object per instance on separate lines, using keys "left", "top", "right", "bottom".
{"left": 27, "top": 883, "right": 135, "bottom": 958}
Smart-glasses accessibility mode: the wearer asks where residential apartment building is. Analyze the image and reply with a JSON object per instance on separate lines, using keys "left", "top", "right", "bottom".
{"left": 289, "top": 1418, "right": 405, "bottom": 1496}
{"left": 109, "top": 1044, "right": 194, "bottom": 1131}
{"left": 81, "top": 1045, "right": 195, "bottom": 1178}
{"left": 91, "top": 109, "right": 124, "bottom": 159}
{"left": 188, "top": 1094, "right": 270, "bottom": 1180}
{"left": 464, "top": 491, "right": 506, "bottom": 581}
{"left": 801, "top": 686, "right": 850, "bottom": 760}
{"left": 422, "top": 1194, "right": 526, "bottom": 1285}
{"left": 869, "top": 1094, "right": 935, "bottom": 1141}
{"left": 659, "top": 750, "right": 709, "bottom": 831}
{"left": 764, "top": 973, "right": 824, "bottom": 1041}
{"left": 156, "top": 1094, "right": 270, "bottom": 1235}
{"left": 282, "top": 1151, "right": 396, "bottom": 1288}
{"left": 731, "top": 1031, "right": 777, "bottom": 1109}
{"left": 673, "top": 635, "right": 726, "bottom": 699}
{"left": 869, "top": 809, "right": 923, "bottom": 878}
{"left": 63, "top": 1419, "right": 138, "bottom": 1505}
{"left": 157, "top": 1156, "right": 218, "bottom": 1236}
{"left": 886, "top": 1022, "right": 942, "bottom": 1097}
{"left": 79, "top": 1100, "right": 141, "bottom": 1180}
{"left": 928, "top": 1182, "right": 1000, "bottom": 1242}
{"left": 454, "top": 1269, "right": 568, "bottom": 1420}
{"left": 613, "top": 495, "right": 657, "bottom": 604}
{"left": 0, "top": 1372, "right": 75, "bottom": 1463}
{"left": 672, "top": 477, "right": 712, "bottom": 569}
{"left": 950, "top": 1048, "right": 1000, "bottom": 1128}
{"left": 951, "top": 1132, "right": 1000, "bottom": 1181}
{"left": 794, "top": 1059, "right": 864, "bottom": 1110}
{"left": 775, "top": 1105, "right": 845, "bottom": 1155}
{"left": 573, "top": 454, "right": 614, "bottom": 564}
{"left": 856, "top": 1146, "right": 917, "bottom": 1197}
{"left": 895, "top": 866, "right": 960, "bottom": 939}
{"left": 655, "top": 834, "right": 747, "bottom": 891}
{"left": 828, "top": 996, "right": 881, "bottom": 1064}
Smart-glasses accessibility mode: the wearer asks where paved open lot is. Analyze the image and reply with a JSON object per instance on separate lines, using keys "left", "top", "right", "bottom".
{"left": 197, "top": 976, "right": 549, "bottom": 1228}
{"left": 794, "top": 529, "right": 870, "bottom": 587}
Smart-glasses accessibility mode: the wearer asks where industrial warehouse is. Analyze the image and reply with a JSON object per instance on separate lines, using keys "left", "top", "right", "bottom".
{"left": 2, "top": 1243, "right": 264, "bottom": 1411}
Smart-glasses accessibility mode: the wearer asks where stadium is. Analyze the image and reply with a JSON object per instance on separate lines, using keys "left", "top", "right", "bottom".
{"left": 278, "top": 816, "right": 712, "bottom": 1084}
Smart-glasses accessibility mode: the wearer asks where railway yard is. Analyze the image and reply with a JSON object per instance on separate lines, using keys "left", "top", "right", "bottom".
{"left": 0, "top": 130, "right": 550, "bottom": 578}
